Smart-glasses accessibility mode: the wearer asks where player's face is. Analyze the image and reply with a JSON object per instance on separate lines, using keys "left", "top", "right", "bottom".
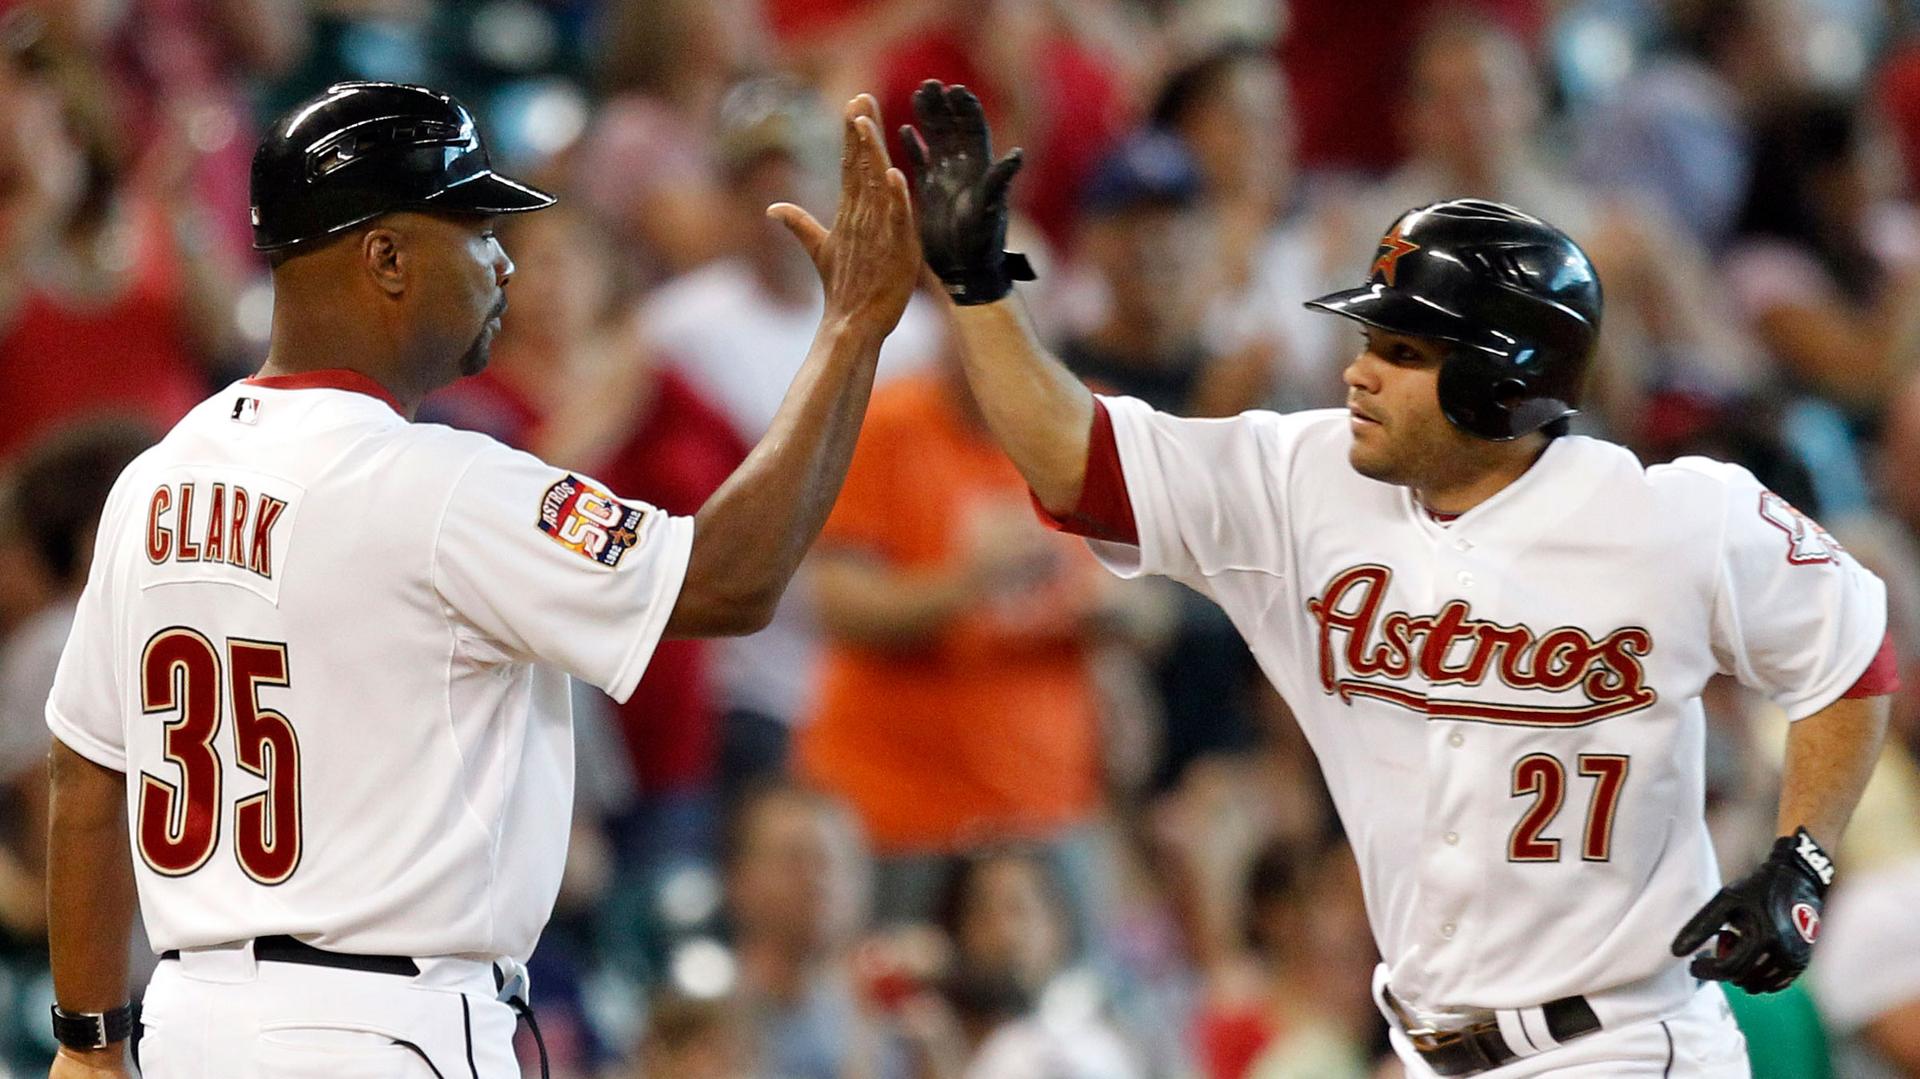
{"left": 405, "top": 214, "right": 514, "bottom": 383}
{"left": 1342, "top": 328, "right": 1482, "bottom": 487}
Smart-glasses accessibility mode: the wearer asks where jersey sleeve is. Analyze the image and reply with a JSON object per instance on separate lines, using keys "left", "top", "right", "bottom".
{"left": 1707, "top": 463, "right": 1889, "bottom": 719}
{"left": 432, "top": 444, "right": 694, "bottom": 704}
{"left": 45, "top": 520, "right": 128, "bottom": 772}
{"left": 1031, "top": 398, "right": 1139, "bottom": 545}
{"left": 1087, "top": 395, "right": 1299, "bottom": 588}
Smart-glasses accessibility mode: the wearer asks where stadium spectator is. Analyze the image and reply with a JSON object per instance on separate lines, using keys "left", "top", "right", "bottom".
{"left": 724, "top": 782, "right": 911, "bottom": 1079}
{"left": 796, "top": 340, "right": 1118, "bottom": 929}
{"left": 873, "top": 2, "right": 1131, "bottom": 248}
{"left": 571, "top": 0, "right": 772, "bottom": 292}
{"left": 68, "top": 0, "right": 306, "bottom": 259}
{"left": 1575, "top": 0, "right": 1812, "bottom": 252}
{"left": 1053, "top": 132, "right": 1266, "bottom": 791}
{"left": 1726, "top": 94, "right": 1920, "bottom": 418}
{"left": 1277, "top": 0, "right": 1543, "bottom": 176}
{"left": 632, "top": 992, "right": 758, "bottom": 1079}
{"left": 1190, "top": 836, "right": 1376, "bottom": 1079}
{"left": 642, "top": 78, "right": 942, "bottom": 799}
{"left": 934, "top": 845, "right": 1142, "bottom": 1078}
{"left": 1148, "top": 42, "right": 1354, "bottom": 413}
{"left": 0, "top": 27, "right": 244, "bottom": 465}
{"left": 0, "top": 419, "right": 155, "bottom": 1072}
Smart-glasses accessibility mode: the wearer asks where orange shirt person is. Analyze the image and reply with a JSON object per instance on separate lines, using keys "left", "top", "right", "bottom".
{"left": 797, "top": 361, "right": 1107, "bottom": 873}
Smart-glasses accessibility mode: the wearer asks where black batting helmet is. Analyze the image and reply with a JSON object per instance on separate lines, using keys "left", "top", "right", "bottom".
{"left": 1306, "top": 199, "right": 1602, "bottom": 441}
{"left": 250, "top": 81, "right": 555, "bottom": 252}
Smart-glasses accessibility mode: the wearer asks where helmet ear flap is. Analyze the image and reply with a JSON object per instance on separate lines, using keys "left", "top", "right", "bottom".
{"left": 1438, "top": 348, "right": 1578, "bottom": 441}
{"left": 1437, "top": 350, "right": 1522, "bottom": 441}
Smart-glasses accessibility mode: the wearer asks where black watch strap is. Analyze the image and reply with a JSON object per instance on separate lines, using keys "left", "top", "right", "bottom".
{"left": 51, "top": 1003, "right": 136, "bottom": 1050}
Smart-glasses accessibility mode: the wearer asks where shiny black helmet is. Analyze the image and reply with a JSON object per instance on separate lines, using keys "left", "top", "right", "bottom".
{"left": 250, "top": 81, "right": 555, "bottom": 252}
{"left": 1306, "top": 199, "right": 1602, "bottom": 441}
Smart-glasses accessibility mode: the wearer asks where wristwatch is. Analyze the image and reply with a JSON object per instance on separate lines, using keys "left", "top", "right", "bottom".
{"left": 51, "top": 1003, "right": 136, "bottom": 1050}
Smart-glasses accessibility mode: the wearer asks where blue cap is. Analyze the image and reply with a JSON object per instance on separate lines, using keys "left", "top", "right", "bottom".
{"left": 1081, "top": 131, "right": 1203, "bottom": 216}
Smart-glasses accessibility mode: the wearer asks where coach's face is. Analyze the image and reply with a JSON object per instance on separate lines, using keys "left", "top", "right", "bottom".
{"left": 397, "top": 213, "right": 514, "bottom": 383}
{"left": 1343, "top": 328, "right": 1476, "bottom": 487}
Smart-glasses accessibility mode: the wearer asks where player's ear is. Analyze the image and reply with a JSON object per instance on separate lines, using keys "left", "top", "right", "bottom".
{"left": 361, "top": 227, "right": 406, "bottom": 297}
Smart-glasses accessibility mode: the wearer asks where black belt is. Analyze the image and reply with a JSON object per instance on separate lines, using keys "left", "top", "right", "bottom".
{"left": 1387, "top": 988, "right": 1602, "bottom": 1077}
{"left": 160, "top": 934, "right": 419, "bottom": 976}
{"left": 157, "top": 935, "right": 549, "bottom": 1079}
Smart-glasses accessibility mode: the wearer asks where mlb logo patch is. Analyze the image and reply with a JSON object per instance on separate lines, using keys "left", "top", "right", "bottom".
{"left": 231, "top": 397, "right": 261, "bottom": 425}
{"left": 538, "top": 475, "right": 646, "bottom": 568}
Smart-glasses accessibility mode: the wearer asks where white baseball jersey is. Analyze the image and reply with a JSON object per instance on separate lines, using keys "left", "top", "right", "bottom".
{"left": 1087, "top": 397, "right": 1887, "bottom": 1012}
{"left": 46, "top": 372, "right": 692, "bottom": 963}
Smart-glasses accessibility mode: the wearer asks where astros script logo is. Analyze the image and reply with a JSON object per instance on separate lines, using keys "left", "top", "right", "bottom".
{"left": 1370, "top": 225, "right": 1420, "bottom": 286}
{"left": 538, "top": 475, "right": 647, "bottom": 568}
{"left": 1307, "top": 565, "right": 1658, "bottom": 726}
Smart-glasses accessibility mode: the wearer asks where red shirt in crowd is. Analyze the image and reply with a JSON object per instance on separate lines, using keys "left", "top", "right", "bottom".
{"left": 1279, "top": 0, "right": 1543, "bottom": 175}
{"left": 0, "top": 198, "right": 209, "bottom": 464}
{"left": 876, "top": 20, "right": 1130, "bottom": 249}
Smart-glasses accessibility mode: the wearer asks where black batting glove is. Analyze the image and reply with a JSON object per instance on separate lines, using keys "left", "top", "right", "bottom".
{"left": 1670, "top": 828, "right": 1834, "bottom": 994}
{"left": 899, "top": 80, "right": 1035, "bottom": 305}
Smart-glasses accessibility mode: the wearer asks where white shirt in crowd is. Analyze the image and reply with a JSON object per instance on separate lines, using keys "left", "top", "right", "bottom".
{"left": 641, "top": 257, "right": 942, "bottom": 724}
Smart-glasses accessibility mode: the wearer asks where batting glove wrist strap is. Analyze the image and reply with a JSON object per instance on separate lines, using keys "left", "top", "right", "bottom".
{"left": 938, "top": 251, "right": 1036, "bottom": 306}
{"left": 1669, "top": 828, "right": 1831, "bottom": 995}
{"left": 1774, "top": 826, "right": 1835, "bottom": 896}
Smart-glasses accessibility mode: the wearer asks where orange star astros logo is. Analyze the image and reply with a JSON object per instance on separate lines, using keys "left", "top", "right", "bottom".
{"left": 1369, "top": 225, "right": 1420, "bottom": 286}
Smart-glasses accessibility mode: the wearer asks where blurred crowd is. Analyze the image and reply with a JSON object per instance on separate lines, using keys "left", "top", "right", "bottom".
{"left": 1, "top": 0, "right": 1919, "bottom": 1076}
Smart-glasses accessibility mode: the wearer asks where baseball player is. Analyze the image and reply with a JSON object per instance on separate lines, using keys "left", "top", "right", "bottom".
{"left": 898, "top": 82, "right": 1897, "bottom": 1077}
{"left": 43, "top": 81, "right": 918, "bottom": 1078}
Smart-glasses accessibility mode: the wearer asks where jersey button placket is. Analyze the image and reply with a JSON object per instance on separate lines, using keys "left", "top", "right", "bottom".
{"left": 1420, "top": 543, "right": 1477, "bottom": 963}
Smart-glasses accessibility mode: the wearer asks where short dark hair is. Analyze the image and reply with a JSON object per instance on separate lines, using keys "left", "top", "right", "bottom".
{"left": 720, "top": 778, "right": 854, "bottom": 870}
{"left": 934, "top": 842, "right": 1073, "bottom": 948}
{"left": 1668, "top": 0, "right": 1759, "bottom": 62}
{"left": 3, "top": 418, "right": 158, "bottom": 585}
{"left": 1150, "top": 39, "right": 1272, "bottom": 130}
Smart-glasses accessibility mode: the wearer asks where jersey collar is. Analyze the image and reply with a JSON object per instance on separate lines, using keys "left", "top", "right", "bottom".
{"left": 243, "top": 369, "right": 406, "bottom": 417}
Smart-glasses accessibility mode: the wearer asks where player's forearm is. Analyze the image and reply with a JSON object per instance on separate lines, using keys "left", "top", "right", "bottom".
{"left": 46, "top": 741, "right": 135, "bottom": 1059}
{"left": 949, "top": 298, "right": 1093, "bottom": 514}
{"left": 810, "top": 552, "right": 975, "bottom": 647}
{"left": 1775, "top": 694, "right": 1889, "bottom": 847}
{"left": 669, "top": 320, "right": 884, "bottom": 638}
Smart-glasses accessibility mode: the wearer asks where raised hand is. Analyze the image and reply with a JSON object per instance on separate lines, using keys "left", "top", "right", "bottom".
{"left": 899, "top": 80, "right": 1035, "bottom": 305}
{"left": 768, "top": 94, "right": 920, "bottom": 342}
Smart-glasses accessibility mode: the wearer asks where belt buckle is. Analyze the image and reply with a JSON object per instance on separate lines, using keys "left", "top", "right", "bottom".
{"left": 1386, "top": 990, "right": 1475, "bottom": 1053}
{"left": 1406, "top": 1023, "right": 1464, "bottom": 1053}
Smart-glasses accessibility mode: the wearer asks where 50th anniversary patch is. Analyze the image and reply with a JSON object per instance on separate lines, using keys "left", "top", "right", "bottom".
{"left": 538, "top": 475, "right": 647, "bottom": 568}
